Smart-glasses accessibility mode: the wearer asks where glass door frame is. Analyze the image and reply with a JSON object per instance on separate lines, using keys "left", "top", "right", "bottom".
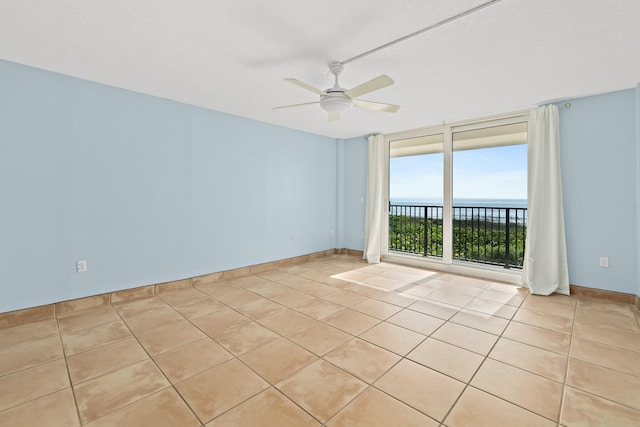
{"left": 382, "top": 111, "right": 530, "bottom": 284}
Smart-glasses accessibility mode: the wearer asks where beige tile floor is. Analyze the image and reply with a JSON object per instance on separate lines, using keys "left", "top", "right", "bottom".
{"left": 1, "top": 255, "right": 640, "bottom": 426}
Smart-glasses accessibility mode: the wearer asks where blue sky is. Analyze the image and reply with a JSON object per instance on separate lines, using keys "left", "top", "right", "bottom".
{"left": 390, "top": 144, "right": 527, "bottom": 200}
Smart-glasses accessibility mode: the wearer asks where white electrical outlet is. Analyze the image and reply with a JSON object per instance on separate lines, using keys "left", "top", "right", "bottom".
{"left": 76, "top": 260, "right": 87, "bottom": 272}
{"left": 599, "top": 257, "right": 609, "bottom": 268}
{"left": 330, "top": 229, "right": 335, "bottom": 236}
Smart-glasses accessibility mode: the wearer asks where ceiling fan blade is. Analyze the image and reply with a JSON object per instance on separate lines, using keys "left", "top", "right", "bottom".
{"left": 345, "top": 75, "right": 394, "bottom": 98}
{"left": 273, "top": 101, "right": 320, "bottom": 110}
{"left": 284, "top": 78, "right": 326, "bottom": 95}
{"left": 328, "top": 112, "right": 340, "bottom": 122}
{"left": 353, "top": 99, "right": 400, "bottom": 113}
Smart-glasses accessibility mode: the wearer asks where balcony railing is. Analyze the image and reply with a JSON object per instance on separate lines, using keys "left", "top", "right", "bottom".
{"left": 389, "top": 204, "right": 527, "bottom": 269}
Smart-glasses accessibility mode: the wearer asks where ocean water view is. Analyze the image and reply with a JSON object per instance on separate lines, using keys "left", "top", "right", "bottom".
{"left": 391, "top": 198, "right": 528, "bottom": 209}
{"left": 390, "top": 198, "right": 528, "bottom": 222}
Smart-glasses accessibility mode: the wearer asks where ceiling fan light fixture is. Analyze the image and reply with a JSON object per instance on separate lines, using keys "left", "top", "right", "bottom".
{"left": 320, "top": 93, "right": 353, "bottom": 113}
{"left": 276, "top": 62, "right": 398, "bottom": 120}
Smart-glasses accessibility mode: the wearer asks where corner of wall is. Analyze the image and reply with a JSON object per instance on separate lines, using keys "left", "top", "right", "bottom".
{"left": 336, "top": 138, "right": 345, "bottom": 250}
{"left": 342, "top": 136, "right": 369, "bottom": 251}
{"left": 636, "top": 83, "right": 640, "bottom": 297}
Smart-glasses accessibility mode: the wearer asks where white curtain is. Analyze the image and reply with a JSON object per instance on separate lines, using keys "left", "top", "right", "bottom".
{"left": 522, "top": 105, "right": 570, "bottom": 295}
{"left": 363, "top": 134, "right": 385, "bottom": 263}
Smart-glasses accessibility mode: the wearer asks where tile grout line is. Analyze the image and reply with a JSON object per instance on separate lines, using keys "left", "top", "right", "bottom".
{"left": 436, "top": 299, "right": 515, "bottom": 425}
{"left": 109, "top": 299, "right": 205, "bottom": 426}
{"left": 361, "top": 308, "right": 468, "bottom": 426}
{"left": 152, "top": 280, "right": 342, "bottom": 426}
{"left": 9, "top": 257, "right": 639, "bottom": 425}
{"left": 329, "top": 286, "right": 488, "bottom": 426}
{"left": 188, "top": 276, "right": 592, "bottom": 422}
{"left": 216, "top": 263, "right": 438, "bottom": 424}
{"left": 314, "top": 290, "right": 441, "bottom": 422}
{"left": 226, "top": 261, "right": 380, "bottom": 425}
{"left": 55, "top": 310, "right": 85, "bottom": 426}
{"left": 148, "top": 293, "right": 277, "bottom": 426}
{"left": 556, "top": 295, "right": 580, "bottom": 426}
{"left": 247, "top": 268, "right": 519, "bottom": 424}
{"left": 203, "top": 300, "right": 325, "bottom": 424}
{"left": 436, "top": 292, "right": 573, "bottom": 426}
{"left": 155, "top": 277, "right": 334, "bottom": 425}
{"left": 558, "top": 303, "right": 640, "bottom": 415}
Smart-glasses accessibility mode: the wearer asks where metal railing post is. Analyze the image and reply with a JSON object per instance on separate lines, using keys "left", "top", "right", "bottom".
{"left": 504, "top": 208, "right": 511, "bottom": 269}
{"left": 423, "top": 207, "right": 428, "bottom": 256}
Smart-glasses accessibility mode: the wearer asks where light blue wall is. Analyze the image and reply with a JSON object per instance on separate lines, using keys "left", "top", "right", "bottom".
{"left": 0, "top": 60, "right": 337, "bottom": 312}
{"left": 559, "top": 88, "right": 638, "bottom": 294}
{"left": 342, "top": 137, "right": 368, "bottom": 251}
{"left": 335, "top": 140, "right": 345, "bottom": 249}
{"left": 3, "top": 59, "right": 638, "bottom": 313}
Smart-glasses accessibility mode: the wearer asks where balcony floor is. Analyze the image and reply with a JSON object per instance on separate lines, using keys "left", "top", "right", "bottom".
{"left": 1, "top": 254, "right": 639, "bottom": 426}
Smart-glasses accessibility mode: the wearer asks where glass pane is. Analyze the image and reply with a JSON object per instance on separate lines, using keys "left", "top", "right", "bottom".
{"left": 389, "top": 134, "right": 444, "bottom": 258}
{"left": 452, "top": 123, "right": 527, "bottom": 268}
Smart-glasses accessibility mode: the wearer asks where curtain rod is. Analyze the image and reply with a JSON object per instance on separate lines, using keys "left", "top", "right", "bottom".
{"left": 558, "top": 102, "right": 572, "bottom": 108}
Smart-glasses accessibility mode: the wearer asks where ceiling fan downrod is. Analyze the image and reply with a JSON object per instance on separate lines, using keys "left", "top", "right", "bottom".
{"left": 320, "top": 62, "right": 352, "bottom": 113}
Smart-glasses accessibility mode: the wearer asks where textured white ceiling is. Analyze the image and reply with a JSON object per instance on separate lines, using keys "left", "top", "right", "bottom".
{"left": 1, "top": 0, "right": 639, "bottom": 138}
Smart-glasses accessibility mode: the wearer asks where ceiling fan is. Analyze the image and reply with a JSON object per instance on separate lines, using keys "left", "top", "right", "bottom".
{"left": 274, "top": 62, "right": 399, "bottom": 121}
{"left": 271, "top": 2, "right": 502, "bottom": 122}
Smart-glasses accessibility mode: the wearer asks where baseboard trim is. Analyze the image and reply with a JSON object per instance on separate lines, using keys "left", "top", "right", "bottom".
{"left": 569, "top": 284, "right": 636, "bottom": 305}
{"left": 336, "top": 248, "right": 364, "bottom": 257}
{"left": 0, "top": 248, "right": 361, "bottom": 328}
{"left": 2, "top": 250, "right": 636, "bottom": 328}
{"left": 0, "top": 304, "right": 55, "bottom": 330}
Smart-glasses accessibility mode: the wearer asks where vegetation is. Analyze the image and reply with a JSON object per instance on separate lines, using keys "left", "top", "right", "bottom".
{"left": 389, "top": 214, "right": 526, "bottom": 268}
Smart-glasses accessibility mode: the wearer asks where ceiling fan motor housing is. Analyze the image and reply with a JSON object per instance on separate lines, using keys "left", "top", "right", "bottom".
{"left": 320, "top": 92, "right": 353, "bottom": 113}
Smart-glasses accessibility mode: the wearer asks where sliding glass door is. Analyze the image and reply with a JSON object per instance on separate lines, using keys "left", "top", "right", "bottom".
{"left": 386, "top": 115, "right": 528, "bottom": 271}
{"left": 389, "top": 132, "right": 444, "bottom": 258}
{"left": 452, "top": 121, "right": 528, "bottom": 268}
